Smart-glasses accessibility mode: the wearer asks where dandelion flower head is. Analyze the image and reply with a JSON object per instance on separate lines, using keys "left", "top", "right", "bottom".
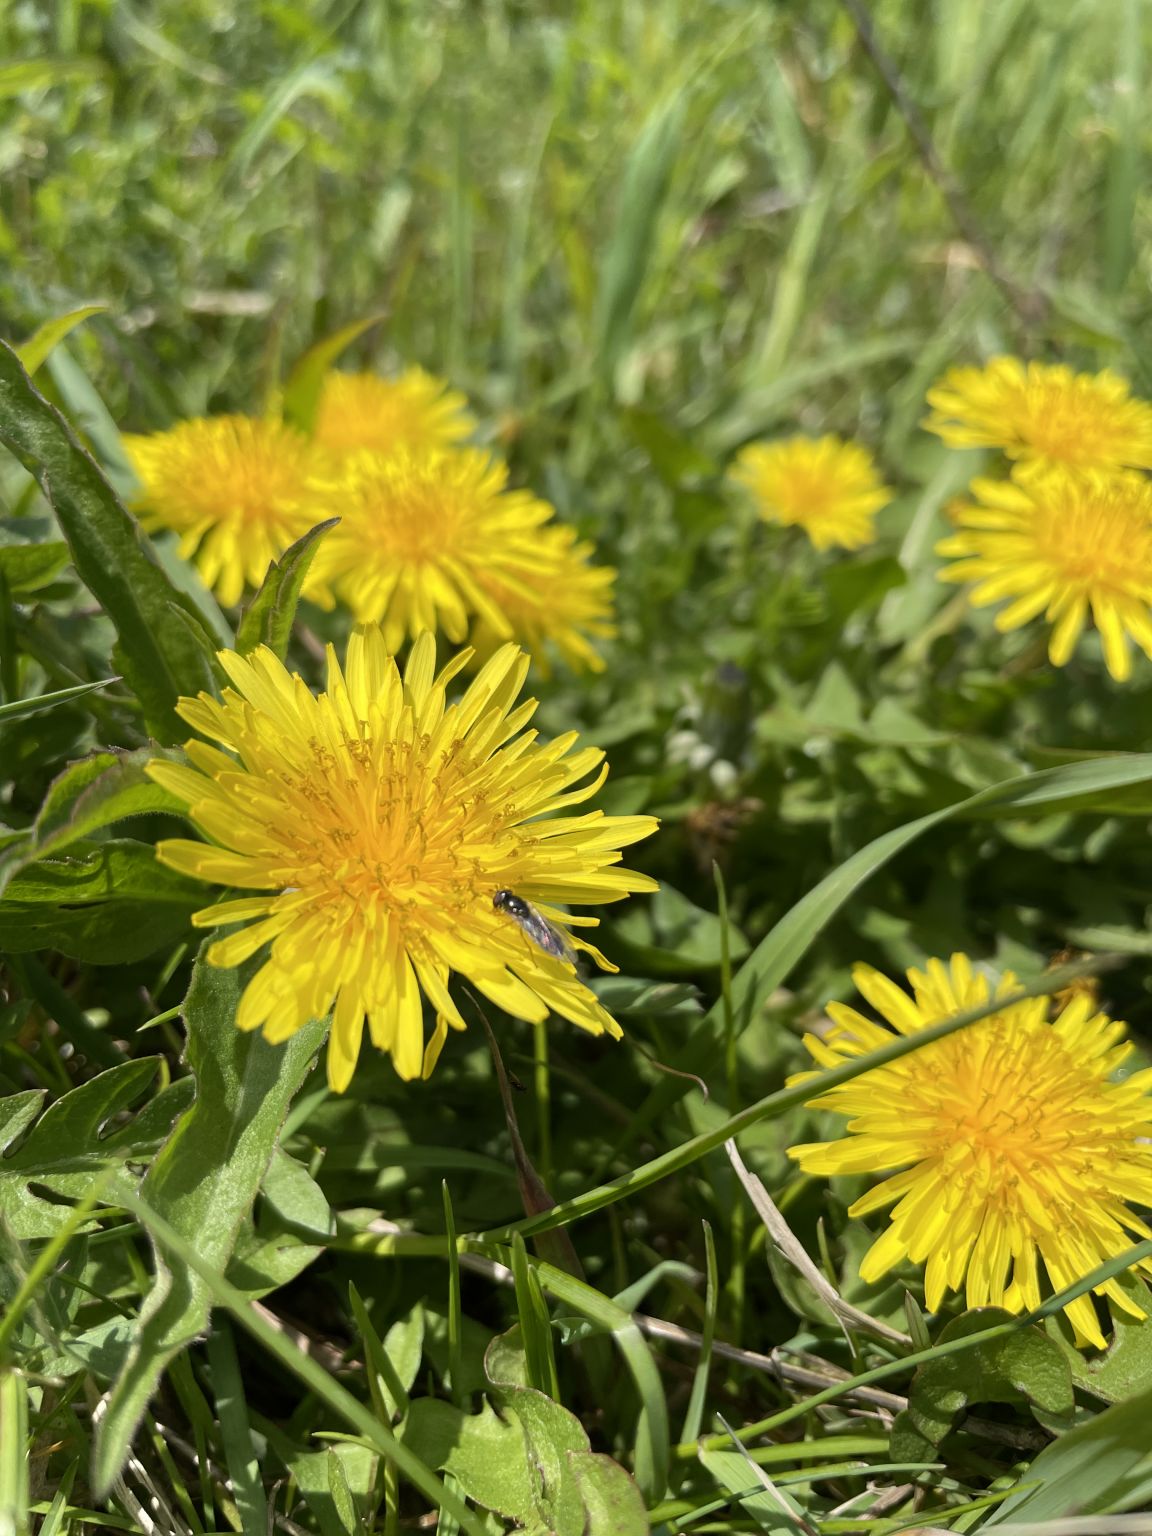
{"left": 124, "top": 416, "right": 330, "bottom": 607}
{"left": 313, "top": 367, "right": 475, "bottom": 458}
{"left": 788, "top": 954, "right": 1152, "bottom": 1348}
{"left": 468, "top": 520, "right": 617, "bottom": 675}
{"left": 936, "top": 467, "right": 1152, "bottom": 681}
{"left": 303, "top": 445, "right": 616, "bottom": 670}
{"left": 925, "top": 357, "right": 1152, "bottom": 472}
{"left": 730, "top": 434, "right": 891, "bottom": 551}
{"left": 147, "top": 628, "right": 657, "bottom": 1090}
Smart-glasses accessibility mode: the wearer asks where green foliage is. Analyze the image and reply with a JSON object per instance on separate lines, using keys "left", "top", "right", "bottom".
{"left": 93, "top": 948, "right": 327, "bottom": 1495}
{"left": 236, "top": 519, "right": 339, "bottom": 660}
{"left": 5, "top": 1, "right": 1152, "bottom": 1531}
{"left": 0, "top": 1058, "right": 191, "bottom": 1239}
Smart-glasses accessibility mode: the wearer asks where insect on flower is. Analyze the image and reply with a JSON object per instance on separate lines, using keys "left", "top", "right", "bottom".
{"left": 493, "top": 890, "right": 577, "bottom": 965}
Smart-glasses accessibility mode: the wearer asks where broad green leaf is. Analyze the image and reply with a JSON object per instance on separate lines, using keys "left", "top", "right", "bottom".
{"left": 528, "top": 1258, "right": 669, "bottom": 1504}
{"left": 507, "top": 1386, "right": 588, "bottom": 1536}
{"left": 281, "top": 316, "right": 387, "bottom": 433}
{"left": 0, "top": 1060, "right": 193, "bottom": 1239}
{"left": 984, "top": 1381, "right": 1152, "bottom": 1524}
{"left": 1057, "top": 1274, "right": 1152, "bottom": 1404}
{"left": 890, "top": 1310, "right": 1073, "bottom": 1460}
{"left": 568, "top": 1452, "right": 648, "bottom": 1536}
{"left": 92, "top": 949, "right": 327, "bottom": 1495}
{"left": 0, "top": 838, "right": 202, "bottom": 962}
{"left": 236, "top": 518, "right": 338, "bottom": 659}
{"left": 0, "top": 677, "right": 118, "bottom": 724}
{"left": 0, "top": 342, "right": 218, "bottom": 742}
{"left": 0, "top": 517, "right": 70, "bottom": 594}
{"left": 228, "top": 1148, "right": 332, "bottom": 1297}
{"left": 401, "top": 1398, "right": 536, "bottom": 1523}
{"left": 15, "top": 306, "right": 106, "bottom": 376}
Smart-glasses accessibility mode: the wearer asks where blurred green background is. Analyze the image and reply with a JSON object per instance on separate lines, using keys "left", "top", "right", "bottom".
{"left": 6, "top": 4, "right": 1152, "bottom": 1522}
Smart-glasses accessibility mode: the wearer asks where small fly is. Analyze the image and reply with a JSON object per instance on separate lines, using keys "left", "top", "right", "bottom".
{"left": 493, "top": 889, "right": 577, "bottom": 964}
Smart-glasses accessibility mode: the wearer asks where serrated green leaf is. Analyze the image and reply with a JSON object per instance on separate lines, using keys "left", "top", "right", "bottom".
{"left": 894, "top": 1309, "right": 1073, "bottom": 1456}
{"left": 236, "top": 519, "right": 338, "bottom": 660}
{"left": 0, "top": 838, "right": 202, "bottom": 962}
{"left": 0, "top": 341, "right": 218, "bottom": 742}
{"left": 281, "top": 316, "right": 386, "bottom": 433}
{"left": 1057, "top": 1273, "right": 1152, "bottom": 1404}
{"left": 93, "top": 947, "right": 327, "bottom": 1497}
{"left": 15, "top": 306, "right": 106, "bottom": 377}
{"left": 0, "top": 1060, "right": 193, "bottom": 1239}
{"left": 21, "top": 750, "right": 181, "bottom": 865}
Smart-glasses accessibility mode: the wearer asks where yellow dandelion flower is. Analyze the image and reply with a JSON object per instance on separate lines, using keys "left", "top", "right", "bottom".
{"left": 303, "top": 446, "right": 615, "bottom": 668}
{"left": 788, "top": 955, "right": 1152, "bottom": 1349}
{"left": 313, "top": 367, "right": 475, "bottom": 457}
{"left": 147, "top": 628, "right": 657, "bottom": 1090}
{"left": 936, "top": 468, "right": 1152, "bottom": 681}
{"left": 124, "top": 416, "right": 330, "bottom": 607}
{"left": 924, "top": 357, "right": 1152, "bottom": 471}
{"left": 468, "top": 521, "right": 617, "bottom": 675}
{"left": 729, "top": 435, "right": 891, "bottom": 552}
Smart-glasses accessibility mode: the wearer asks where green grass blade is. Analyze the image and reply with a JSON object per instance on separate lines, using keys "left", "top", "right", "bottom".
{"left": 206, "top": 1319, "right": 269, "bottom": 1536}
{"left": 593, "top": 89, "right": 687, "bottom": 385}
{"left": 117, "top": 1188, "right": 491, "bottom": 1536}
{"left": 0, "top": 1369, "right": 29, "bottom": 1536}
{"left": 0, "top": 677, "right": 119, "bottom": 723}
{"left": 678, "top": 1220, "right": 717, "bottom": 1449}
{"left": 93, "top": 948, "right": 328, "bottom": 1495}
{"left": 624, "top": 752, "right": 1152, "bottom": 1145}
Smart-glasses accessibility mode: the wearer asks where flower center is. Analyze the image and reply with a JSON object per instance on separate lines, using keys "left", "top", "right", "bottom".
{"left": 260, "top": 720, "right": 514, "bottom": 941}
{"left": 347, "top": 456, "right": 477, "bottom": 563}
{"left": 1033, "top": 480, "right": 1152, "bottom": 593}
{"left": 916, "top": 1018, "right": 1119, "bottom": 1216}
